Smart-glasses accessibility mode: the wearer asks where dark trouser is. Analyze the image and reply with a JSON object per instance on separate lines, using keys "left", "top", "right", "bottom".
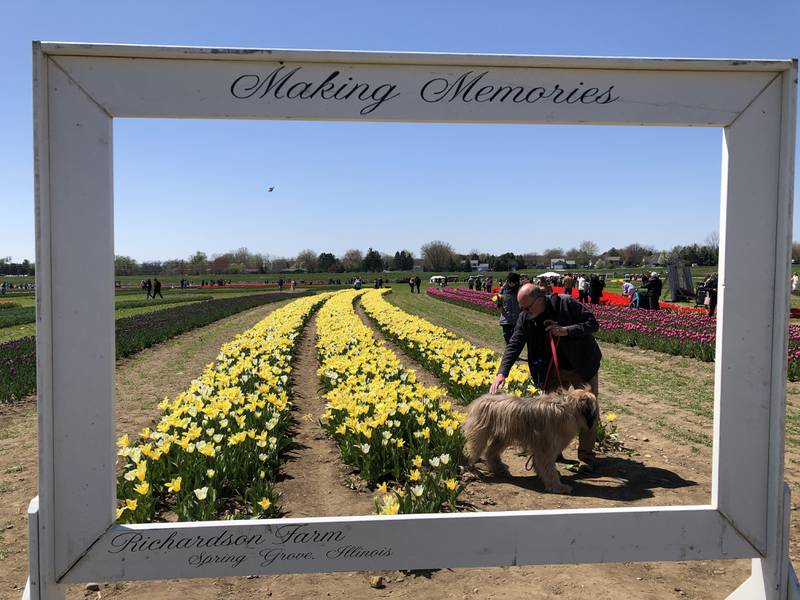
{"left": 415, "top": 284, "right": 420, "bottom": 293}
{"left": 409, "top": 284, "right": 414, "bottom": 292}
{"left": 649, "top": 295, "right": 660, "bottom": 310}
{"left": 708, "top": 292, "right": 717, "bottom": 316}
{"left": 564, "top": 287, "right": 573, "bottom": 297}
{"left": 590, "top": 294, "right": 600, "bottom": 305}
{"left": 501, "top": 324, "right": 515, "bottom": 344}
{"left": 545, "top": 370, "right": 599, "bottom": 461}
{"left": 154, "top": 290, "right": 163, "bottom": 298}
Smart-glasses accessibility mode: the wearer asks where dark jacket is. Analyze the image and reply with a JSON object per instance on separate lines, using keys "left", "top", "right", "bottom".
{"left": 498, "top": 294, "right": 602, "bottom": 383}
{"left": 643, "top": 277, "right": 663, "bottom": 299}
{"left": 497, "top": 282, "right": 521, "bottom": 326}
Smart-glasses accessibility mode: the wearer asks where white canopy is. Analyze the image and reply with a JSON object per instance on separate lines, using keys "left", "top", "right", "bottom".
{"left": 538, "top": 271, "right": 561, "bottom": 278}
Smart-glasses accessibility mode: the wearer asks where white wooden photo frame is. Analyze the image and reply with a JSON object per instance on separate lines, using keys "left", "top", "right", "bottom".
{"left": 29, "top": 43, "right": 797, "bottom": 600}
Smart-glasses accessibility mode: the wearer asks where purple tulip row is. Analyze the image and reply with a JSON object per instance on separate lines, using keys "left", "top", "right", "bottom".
{"left": 427, "top": 286, "right": 800, "bottom": 380}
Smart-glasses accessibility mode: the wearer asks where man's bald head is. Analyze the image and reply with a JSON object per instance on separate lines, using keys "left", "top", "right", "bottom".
{"left": 517, "top": 283, "right": 546, "bottom": 303}
{"left": 517, "top": 284, "right": 548, "bottom": 317}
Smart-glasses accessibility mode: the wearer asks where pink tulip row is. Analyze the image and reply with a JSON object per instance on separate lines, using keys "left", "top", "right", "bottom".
{"left": 426, "top": 286, "right": 800, "bottom": 379}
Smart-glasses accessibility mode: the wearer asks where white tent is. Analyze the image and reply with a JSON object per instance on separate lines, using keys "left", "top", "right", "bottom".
{"left": 538, "top": 271, "right": 561, "bottom": 278}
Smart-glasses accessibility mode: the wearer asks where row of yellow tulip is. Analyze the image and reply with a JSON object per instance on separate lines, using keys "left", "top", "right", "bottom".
{"left": 116, "top": 293, "right": 333, "bottom": 523}
{"left": 316, "top": 290, "right": 466, "bottom": 514}
{"left": 360, "top": 289, "right": 535, "bottom": 402}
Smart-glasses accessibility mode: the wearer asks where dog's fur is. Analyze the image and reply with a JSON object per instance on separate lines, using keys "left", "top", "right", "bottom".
{"left": 463, "top": 388, "right": 599, "bottom": 494}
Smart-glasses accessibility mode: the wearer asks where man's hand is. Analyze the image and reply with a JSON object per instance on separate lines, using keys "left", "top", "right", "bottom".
{"left": 546, "top": 324, "right": 568, "bottom": 337}
{"left": 490, "top": 373, "right": 506, "bottom": 394}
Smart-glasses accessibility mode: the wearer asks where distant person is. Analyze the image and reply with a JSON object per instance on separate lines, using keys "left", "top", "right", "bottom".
{"left": 577, "top": 275, "right": 588, "bottom": 303}
{"left": 622, "top": 280, "right": 635, "bottom": 298}
{"left": 354, "top": 277, "right": 363, "bottom": 290}
{"left": 278, "top": 278, "right": 284, "bottom": 292}
{"left": 290, "top": 280, "right": 296, "bottom": 292}
{"left": 414, "top": 275, "right": 421, "bottom": 293}
{"left": 467, "top": 277, "right": 474, "bottom": 290}
{"left": 703, "top": 273, "right": 718, "bottom": 317}
{"left": 642, "top": 271, "right": 663, "bottom": 310}
{"left": 589, "top": 275, "right": 604, "bottom": 305}
{"left": 562, "top": 273, "right": 574, "bottom": 297}
{"left": 497, "top": 272, "right": 522, "bottom": 344}
{"left": 793, "top": 273, "right": 799, "bottom": 293}
{"left": 409, "top": 277, "right": 415, "bottom": 293}
{"left": 144, "top": 279, "right": 152, "bottom": 299}
{"left": 153, "top": 278, "right": 163, "bottom": 299}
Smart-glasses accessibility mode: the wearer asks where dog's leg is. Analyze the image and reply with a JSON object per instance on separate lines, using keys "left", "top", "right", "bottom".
{"left": 533, "top": 453, "right": 572, "bottom": 494}
{"left": 465, "top": 427, "right": 491, "bottom": 467}
{"left": 484, "top": 437, "right": 509, "bottom": 474}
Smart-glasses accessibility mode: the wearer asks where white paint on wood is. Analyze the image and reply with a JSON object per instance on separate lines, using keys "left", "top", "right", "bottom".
{"left": 37, "top": 42, "right": 797, "bottom": 73}
{"left": 44, "top": 58, "right": 115, "bottom": 579}
{"left": 713, "top": 76, "right": 784, "bottom": 553}
{"left": 29, "top": 43, "right": 797, "bottom": 598}
{"left": 62, "top": 506, "right": 755, "bottom": 583}
{"left": 52, "top": 55, "right": 774, "bottom": 126}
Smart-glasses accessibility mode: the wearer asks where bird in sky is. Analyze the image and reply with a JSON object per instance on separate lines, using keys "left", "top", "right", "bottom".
{"left": 267, "top": 186, "right": 275, "bottom": 192}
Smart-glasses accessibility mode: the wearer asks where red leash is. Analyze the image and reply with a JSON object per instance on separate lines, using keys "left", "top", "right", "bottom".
{"left": 543, "top": 333, "right": 563, "bottom": 391}
{"left": 525, "top": 333, "right": 563, "bottom": 471}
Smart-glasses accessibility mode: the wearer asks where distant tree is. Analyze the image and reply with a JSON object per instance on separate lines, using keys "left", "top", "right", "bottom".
{"left": 188, "top": 251, "right": 208, "bottom": 275}
{"left": 362, "top": 248, "right": 384, "bottom": 272}
{"left": 254, "top": 253, "right": 271, "bottom": 274}
{"left": 114, "top": 255, "right": 138, "bottom": 276}
{"left": 421, "top": 241, "right": 456, "bottom": 272}
{"left": 491, "top": 252, "right": 521, "bottom": 272}
{"left": 208, "top": 254, "right": 232, "bottom": 273}
{"left": 577, "top": 240, "right": 599, "bottom": 266}
{"left": 621, "top": 243, "right": 653, "bottom": 267}
{"left": 317, "top": 252, "right": 338, "bottom": 272}
{"left": 793, "top": 243, "right": 800, "bottom": 263}
{"left": 295, "top": 249, "right": 318, "bottom": 272}
{"left": 542, "top": 247, "right": 565, "bottom": 260}
{"left": 270, "top": 257, "right": 290, "bottom": 272}
{"left": 523, "top": 252, "right": 543, "bottom": 268}
{"left": 392, "top": 250, "right": 415, "bottom": 271}
{"left": 139, "top": 261, "right": 164, "bottom": 275}
{"left": 338, "top": 249, "right": 361, "bottom": 272}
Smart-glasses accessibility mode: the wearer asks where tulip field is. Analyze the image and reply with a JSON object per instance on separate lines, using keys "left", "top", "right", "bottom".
{"left": 116, "top": 293, "right": 331, "bottom": 523}
{"left": 115, "top": 289, "right": 541, "bottom": 522}
{"left": 428, "top": 286, "right": 800, "bottom": 380}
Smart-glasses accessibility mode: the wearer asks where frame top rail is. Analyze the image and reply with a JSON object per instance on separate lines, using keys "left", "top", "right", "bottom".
{"left": 37, "top": 41, "right": 795, "bottom": 72}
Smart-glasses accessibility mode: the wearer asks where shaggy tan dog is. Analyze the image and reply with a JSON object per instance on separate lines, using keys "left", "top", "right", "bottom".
{"left": 464, "top": 388, "right": 599, "bottom": 494}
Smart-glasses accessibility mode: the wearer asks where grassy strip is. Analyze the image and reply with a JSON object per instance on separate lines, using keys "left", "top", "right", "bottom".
{"left": 0, "top": 292, "right": 311, "bottom": 403}
{"left": 0, "top": 294, "right": 213, "bottom": 329}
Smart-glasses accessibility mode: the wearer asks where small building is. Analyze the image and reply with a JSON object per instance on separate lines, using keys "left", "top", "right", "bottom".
{"left": 606, "top": 256, "right": 623, "bottom": 267}
{"left": 476, "top": 263, "right": 490, "bottom": 272}
{"left": 550, "top": 258, "right": 576, "bottom": 270}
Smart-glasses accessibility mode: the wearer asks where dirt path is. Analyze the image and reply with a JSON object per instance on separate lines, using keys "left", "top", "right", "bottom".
{"left": 276, "top": 312, "right": 375, "bottom": 517}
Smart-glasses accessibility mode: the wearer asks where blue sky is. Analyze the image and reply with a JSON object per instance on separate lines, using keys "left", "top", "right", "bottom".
{"left": 3, "top": 1, "right": 799, "bottom": 262}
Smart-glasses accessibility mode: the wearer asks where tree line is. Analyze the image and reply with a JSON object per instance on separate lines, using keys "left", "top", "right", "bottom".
{"left": 107, "top": 236, "right": 728, "bottom": 277}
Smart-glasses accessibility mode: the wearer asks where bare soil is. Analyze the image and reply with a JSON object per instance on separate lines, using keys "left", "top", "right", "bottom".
{"left": 7, "top": 294, "right": 798, "bottom": 599}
